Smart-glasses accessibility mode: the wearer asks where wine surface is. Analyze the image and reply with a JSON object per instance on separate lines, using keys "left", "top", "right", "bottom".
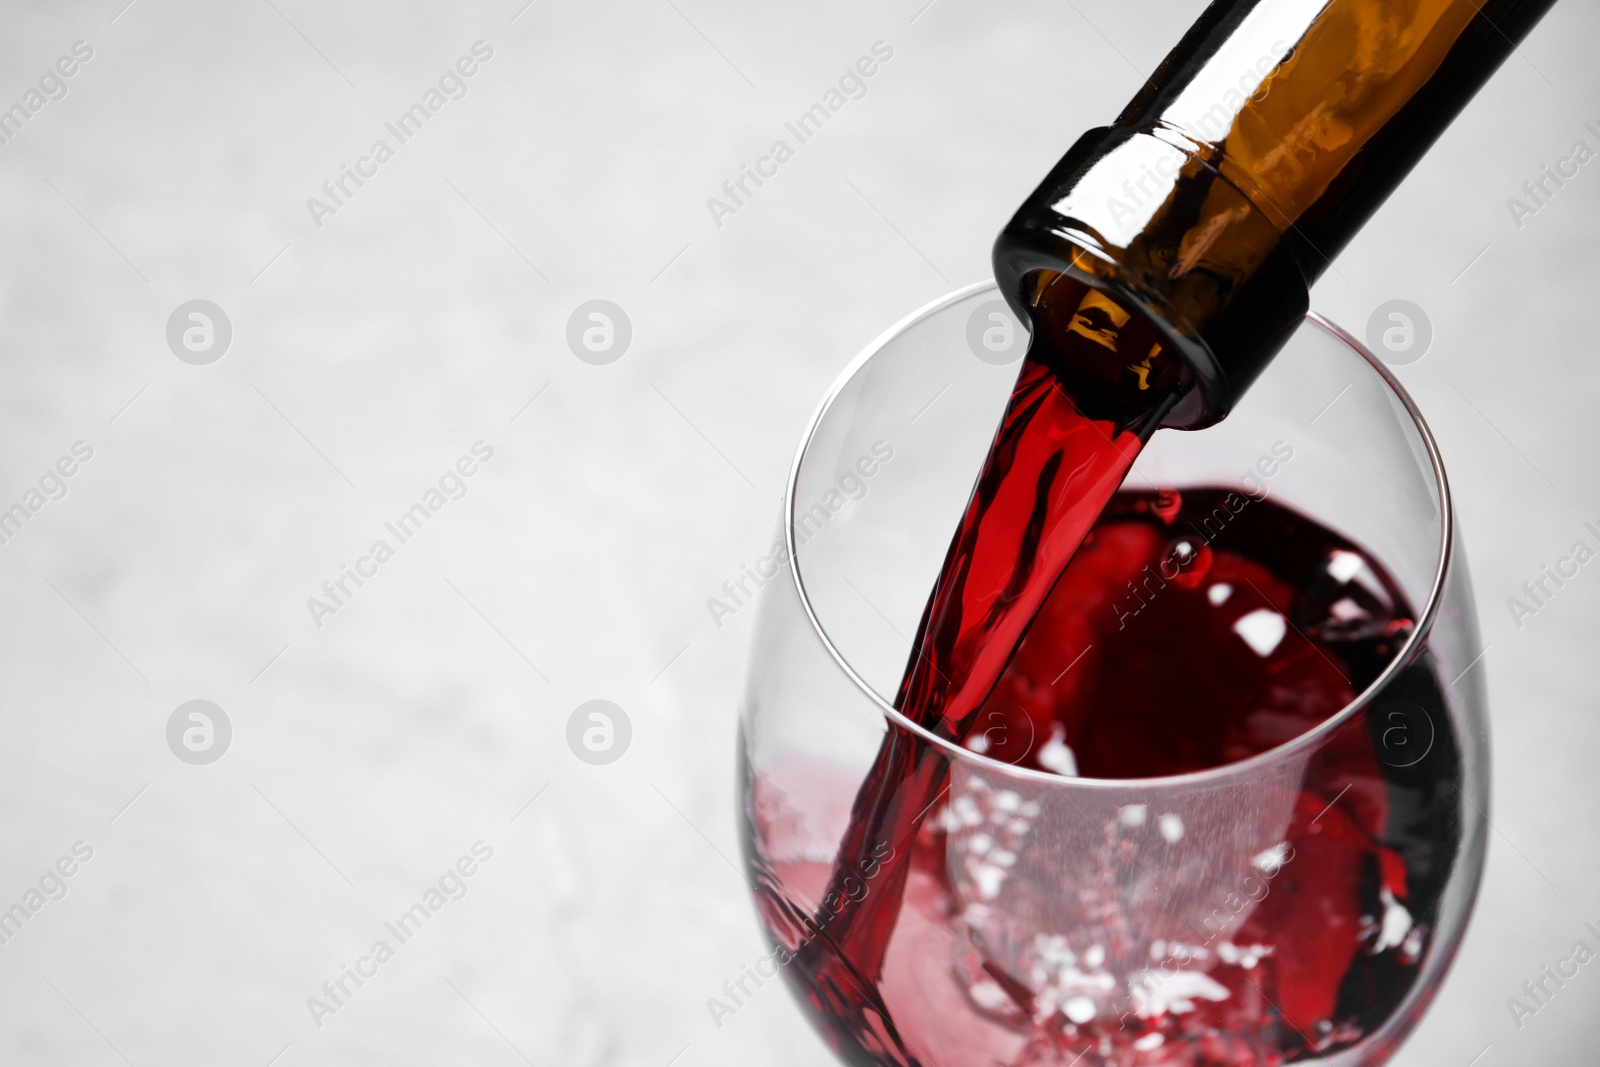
{"left": 750, "top": 489, "right": 1459, "bottom": 1066}
{"left": 969, "top": 487, "right": 1417, "bottom": 779}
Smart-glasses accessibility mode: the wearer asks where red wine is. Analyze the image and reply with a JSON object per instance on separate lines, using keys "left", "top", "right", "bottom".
{"left": 746, "top": 488, "right": 1460, "bottom": 1065}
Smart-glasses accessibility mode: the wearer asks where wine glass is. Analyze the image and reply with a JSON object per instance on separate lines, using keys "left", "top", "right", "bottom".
{"left": 737, "top": 282, "right": 1486, "bottom": 1066}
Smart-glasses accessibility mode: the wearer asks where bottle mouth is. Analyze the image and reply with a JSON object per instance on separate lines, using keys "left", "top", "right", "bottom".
{"left": 1012, "top": 269, "right": 1196, "bottom": 438}
{"left": 1007, "top": 262, "right": 1215, "bottom": 432}
{"left": 993, "top": 125, "right": 1313, "bottom": 430}
{"left": 782, "top": 282, "right": 1455, "bottom": 792}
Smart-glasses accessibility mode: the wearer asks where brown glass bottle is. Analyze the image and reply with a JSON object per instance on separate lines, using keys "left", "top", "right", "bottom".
{"left": 994, "top": 0, "right": 1559, "bottom": 428}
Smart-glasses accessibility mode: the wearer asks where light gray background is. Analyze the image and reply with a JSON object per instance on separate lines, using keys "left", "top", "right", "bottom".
{"left": 0, "top": 1, "right": 1594, "bottom": 1065}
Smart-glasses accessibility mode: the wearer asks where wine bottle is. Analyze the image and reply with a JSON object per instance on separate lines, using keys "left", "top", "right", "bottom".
{"left": 994, "top": 0, "right": 1559, "bottom": 428}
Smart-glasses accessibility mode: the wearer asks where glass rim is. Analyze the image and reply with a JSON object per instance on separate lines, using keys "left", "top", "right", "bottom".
{"left": 782, "top": 280, "right": 1456, "bottom": 790}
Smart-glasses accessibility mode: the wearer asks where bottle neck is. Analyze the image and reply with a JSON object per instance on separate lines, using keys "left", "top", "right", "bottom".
{"left": 995, "top": 0, "right": 1557, "bottom": 427}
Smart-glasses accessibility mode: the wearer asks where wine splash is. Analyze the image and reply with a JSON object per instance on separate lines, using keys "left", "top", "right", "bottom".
{"left": 753, "top": 485, "right": 1455, "bottom": 1066}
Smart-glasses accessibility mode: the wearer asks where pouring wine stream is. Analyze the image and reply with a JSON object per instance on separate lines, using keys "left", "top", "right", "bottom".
{"left": 792, "top": 274, "right": 1191, "bottom": 1039}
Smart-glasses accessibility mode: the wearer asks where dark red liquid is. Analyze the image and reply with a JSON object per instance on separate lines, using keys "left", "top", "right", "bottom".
{"left": 743, "top": 280, "right": 1461, "bottom": 1065}
{"left": 747, "top": 488, "right": 1460, "bottom": 1065}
